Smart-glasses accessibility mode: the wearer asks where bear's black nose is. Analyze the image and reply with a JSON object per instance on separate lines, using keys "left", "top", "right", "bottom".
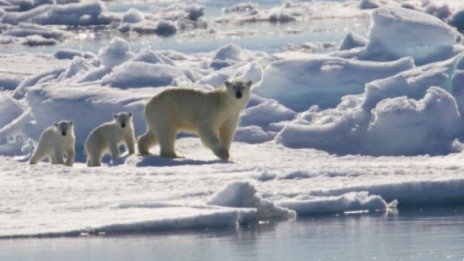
{"left": 121, "top": 123, "right": 126, "bottom": 128}
{"left": 62, "top": 132, "right": 66, "bottom": 136}
{"left": 236, "top": 92, "right": 242, "bottom": 99}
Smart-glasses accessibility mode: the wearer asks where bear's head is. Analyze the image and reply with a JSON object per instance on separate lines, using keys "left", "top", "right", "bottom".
{"left": 54, "top": 121, "right": 74, "bottom": 137}
{"left": 113, "top": 112, "right": 133, "bottom": 129}
{"left": 225, "top": 79, "right": 252, "bottom": 101}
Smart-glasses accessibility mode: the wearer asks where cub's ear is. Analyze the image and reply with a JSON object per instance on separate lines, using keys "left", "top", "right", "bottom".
{"left": 128, "top": 112, "right": 132, "bottom": 117}
{"left": 246, "top": 80, "right": 253, "bottom": 88}
{"left": 113, "top": 113, "right": 117, "bottom": 119}
{"left": 225, "top": 80, "right": 232, "bottom": 88}
{"left": 69, "top": 121, "right": 74, "bottom": 126}
{"left": 54, "top": 122, "right": 59, "bottom": 127}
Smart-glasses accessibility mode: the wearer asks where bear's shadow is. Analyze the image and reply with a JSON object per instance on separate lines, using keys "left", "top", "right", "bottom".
{"left": 130, "top": 155, "right": 231, "bottom": 167}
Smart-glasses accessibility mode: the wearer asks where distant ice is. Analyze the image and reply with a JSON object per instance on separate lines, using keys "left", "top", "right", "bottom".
{"left": 0, "top": 0, "right": 206, "bottom": 45}
{"left": 362, "top": 7, "right": 459, "bottom": 64}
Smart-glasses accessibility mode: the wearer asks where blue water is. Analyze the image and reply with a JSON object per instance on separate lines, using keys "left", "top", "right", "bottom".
{"left": 2, "top": 207, "right": 464, "bottom": 261}
{"left": 2, "top": 0, "right": 369, "bottom": 54}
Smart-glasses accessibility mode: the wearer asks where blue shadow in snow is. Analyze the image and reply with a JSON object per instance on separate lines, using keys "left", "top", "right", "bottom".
{"left": 134, "top": 155, "right": 231, "bottom": 167}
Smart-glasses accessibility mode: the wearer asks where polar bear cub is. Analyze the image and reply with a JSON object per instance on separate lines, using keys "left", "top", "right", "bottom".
{"left": 138, "top": 79, "right": 252, "bottom": 160}
{"left": 29, "top": 121, "right": 75, "bottom": 166}
{"left": 85, "top": 112, "right": 135, "bottom": 167}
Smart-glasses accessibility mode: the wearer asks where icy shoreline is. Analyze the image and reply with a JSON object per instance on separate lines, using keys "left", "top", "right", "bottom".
{"left": 2, "top": 139, "right": 464, "bottom": 238}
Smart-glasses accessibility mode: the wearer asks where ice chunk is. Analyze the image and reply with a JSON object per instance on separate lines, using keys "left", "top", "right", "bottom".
{"left": 424, "top": 2, "right": 451, "bottom": 20}
{"left": 0, "top": 75, "right": 22, "bottom": 90}
{"left": 449, "top": 8, "right": 464, "bottom": 32}
{"left": 0, "top": 93, "right": 24, "bottom": 130}
{"left": 281, "top": 191, "right": 388, "bottom": 215}
{"left": 1, "top": 1, "right": 113, "bottom": 26}
{"left": 98, "top": 37, "right": 134, "bottom": 68}
{"left": 359, "top": 0, "right": 381, "bottom": 9}
{"left": 364, "top": 7, "right": 459, "bottom": 64}
{"left": 234, "top": 126, "right": 275, "bottom": 144}
{"left": 255, "top": 55, "right": 414, "bottom": 110}
{"left": 54, "top": 48, "right": 95, "bottom": 60}
{"left": 154, "top": 21, "right": 176, "bottom": 37}
{"left": 185, "top": 4, "right": 203, "bottom": 21}
{"left": 22, "top": 34, "right": 57, "bottom": 46}
{"left": 101, "top": 62, "right": 191, "bottom": 88}
{"left": 121, "top": 8, "right": 145, "bottom": 24}
{"left": 241, "top": 99, "right": 296, "bottom": 127}
{"left": 210, "top": 43, "right": 245, "bottom": 70}
{"left": 275, "top": 94, "right": 369, "bottom": 154}
{"left": 365, "top": 87, "right": 461, "bottom": 155}
{"left": 362, "top": 54, "right": 460, "bottom": 110}
{"left": 208, "top": 181, "right": 295, "bottom": 221}
{"left": 338, "top": 31, "right": 368, "bottom": 51}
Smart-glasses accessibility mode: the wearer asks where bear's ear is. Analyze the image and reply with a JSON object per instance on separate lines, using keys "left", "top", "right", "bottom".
{"left": 246, "top": 80, "right": 253, "bottom": 88}
{"left": 128, "top": 112, "right": 132, "bottom": 118}
{"left": 69, "top": 121, "right": 74, "bottom": 126}
{"left": 54, "top": 122, "right": 59, "bottom": 128}
{"left": 113, "top": 113, "right": 118, "bottom": 120}
{"left": 225, "top": 80, "right": 231, "bottom": 88}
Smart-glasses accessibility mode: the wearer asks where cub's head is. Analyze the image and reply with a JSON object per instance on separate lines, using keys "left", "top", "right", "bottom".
{"left": 113, "top": 112, "right": 133, "bottom": 129}
{"left": 225, "top": 79, "right": 252, "bottom": 101}
{"left": 54, "top": 121, "right": 74, "bottom": 137}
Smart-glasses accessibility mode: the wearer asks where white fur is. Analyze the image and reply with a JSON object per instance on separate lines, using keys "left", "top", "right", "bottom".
{"left": 29, "top": 121, "right": 75, "bottom": 166}
{"left": 138, "top": 80, "right": 252, "bottom": 159}
{"left": 85, "top": 112, "right": 135, "bottom": 167}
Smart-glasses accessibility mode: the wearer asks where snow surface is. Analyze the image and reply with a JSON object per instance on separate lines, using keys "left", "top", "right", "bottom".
{"left": 3, "top": 138, "right": 464, "bottom": 238}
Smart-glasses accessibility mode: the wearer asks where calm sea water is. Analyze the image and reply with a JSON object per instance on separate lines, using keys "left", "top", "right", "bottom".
{"left": 2, "top": 0, "right": 369, "bottom": 54}
{"left": 2, "top": 207, "right": 464, "bottom": 261}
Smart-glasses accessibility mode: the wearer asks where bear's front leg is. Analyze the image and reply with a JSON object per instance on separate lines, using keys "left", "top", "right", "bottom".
{"left": 110, "top": 143, "right": 120, "bottom": 162}
{"left": 199, "top": 126, "right": 229, "bottom": 160}
{"left": 65, "top": 148, "right": 75, "bottom": 167}
{"left": 219, "top": 116, "right": 239, "bottom": 151}
{"left": 125, "top": 135, "right": 135, "bottom": 155}
{"left": 55, "top": 150, "right": 65, "bottom": 165}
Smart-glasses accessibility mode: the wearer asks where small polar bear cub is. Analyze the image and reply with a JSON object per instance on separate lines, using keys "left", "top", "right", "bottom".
{"left": 138, "top": 79, "right": 252, "bottom": 160}
{"left": 85, "top": 112, "right": 135, "bottom": 167}
{"left": 29, "top": 121, "right": 75, "bottom": 166}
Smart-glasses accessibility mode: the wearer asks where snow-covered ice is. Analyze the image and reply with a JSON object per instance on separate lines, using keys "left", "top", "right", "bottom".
{"left": 3, "top": 138, "right": 464, "bottom": 238}
{"left": 2, "top": 0, "right": 464, "bottom": 238}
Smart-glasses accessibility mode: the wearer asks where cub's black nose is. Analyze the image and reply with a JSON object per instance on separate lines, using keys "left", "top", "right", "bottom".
{"left": 62, "top": 132, "right": 66, "bottom": 136}
{"left": 121, "top": 123, "right": 126, "bottom": 128}
{"left": 236, "top": 92, "right": 242, "bottom": 99}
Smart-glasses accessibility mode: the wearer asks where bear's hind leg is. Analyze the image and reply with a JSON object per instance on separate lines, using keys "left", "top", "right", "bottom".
{"left": 137, "top": 130, "right": 158, "bottom": 155}
{"left": 158, "top": 127, "right": 178, "bottom": 158}
{"left": 29, "top": 148, "right": 44, "bottom": 165}
{"left": 86, "top": 151, "right": 101, "bottom": 167}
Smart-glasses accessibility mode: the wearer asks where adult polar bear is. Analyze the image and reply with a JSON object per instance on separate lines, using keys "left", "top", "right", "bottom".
{"left": 138, "top": 79, "right": 252, "bottom": 160}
